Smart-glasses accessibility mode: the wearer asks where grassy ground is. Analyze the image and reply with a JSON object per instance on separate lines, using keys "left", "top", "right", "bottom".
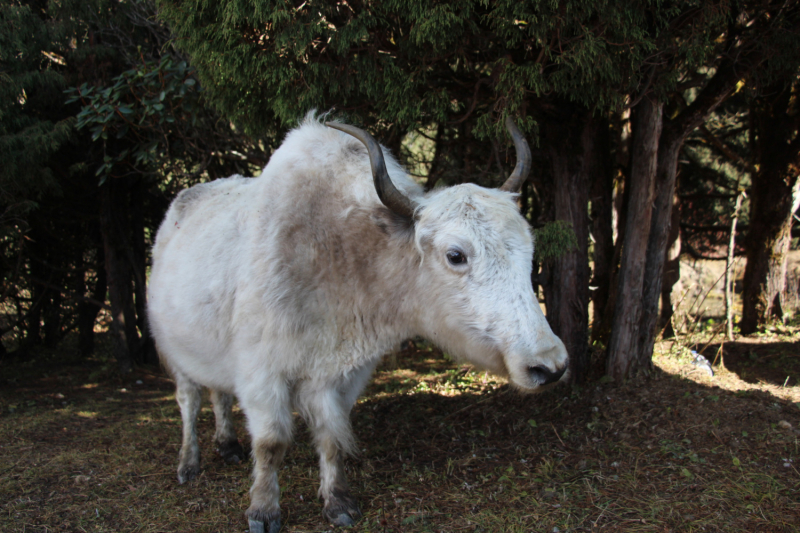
{"left": 1, "top": 328, "right": 799, "bottom": 533}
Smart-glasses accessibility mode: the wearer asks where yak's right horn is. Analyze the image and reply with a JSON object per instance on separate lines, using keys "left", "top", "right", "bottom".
{"left": 326, "top": 122, "right": 418, "bottom": 219}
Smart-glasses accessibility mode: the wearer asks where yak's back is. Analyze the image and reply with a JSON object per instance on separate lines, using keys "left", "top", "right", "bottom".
{"left": 150, "top": 174, "right": 255, "bottom": 262}
{"left": 259, "top": 115, "right": 422, "bottom": 209}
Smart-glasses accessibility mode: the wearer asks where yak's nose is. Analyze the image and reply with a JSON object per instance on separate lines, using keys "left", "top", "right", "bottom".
{"left": 528, "top": 364, "right": 567, "bottom": 386}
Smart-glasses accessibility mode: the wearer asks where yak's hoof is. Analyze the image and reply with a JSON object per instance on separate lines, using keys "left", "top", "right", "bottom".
{"left": 217, "top": 440, "right": 245, "bottom": 465}
{"left": 177, "top": 463, "right": 200, "bottom": 484}
{"left": 247, "top": 511, "right": 281, "bottom": 533}
{"left": 330, "top": 512, "right": 357, "bottom": 527}
{"left": 324, "top": 501, "right": 361, "bottom": 527}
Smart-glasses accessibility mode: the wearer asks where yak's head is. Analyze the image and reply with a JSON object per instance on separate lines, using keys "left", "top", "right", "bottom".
{"left": 327, "top": 119, "right": 568, "bottom": 392}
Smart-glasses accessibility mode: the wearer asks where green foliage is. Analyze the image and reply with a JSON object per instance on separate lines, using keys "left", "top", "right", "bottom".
{"left": 156, "top": 0, "right": 670, "bottom": 137}
{"left": 0, "top": 0, "right": 260, "bottom": 354}
{"left": 533, "top": 220, "right": 578, "bottom": 262}
{"left": 66, "top": 57, "right": 205, "bottom": 184}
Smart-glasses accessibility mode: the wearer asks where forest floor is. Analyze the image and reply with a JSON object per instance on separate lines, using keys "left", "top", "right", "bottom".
{"left": 1, "top": 324, "right": 799, "bottom": 533}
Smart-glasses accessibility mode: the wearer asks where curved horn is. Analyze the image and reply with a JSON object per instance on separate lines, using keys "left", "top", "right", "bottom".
{"left": 499, "top": 116, "right": 532, "bottom": 193}
{"left": 326, "top": 122, "right": 417, "bottom": 219}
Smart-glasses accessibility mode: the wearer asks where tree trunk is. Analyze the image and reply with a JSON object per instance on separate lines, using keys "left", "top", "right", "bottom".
{"left": 593, "top": 178, "right": 629, "bottom": 346}
{"left": 602, "top": 44, "right": 765, "bottom": 377}
{"left": 541, "top": 108, "right": 594, "bottom": 384}
{"left": 636, "top": 54, "right": 767, "bottom": 367}
{"left": 78, "top": 242, "right": 107, "bottom": 357}
{"left": 741, "top": 80, "right": 800, "bottom": 334}
{"left": 607, "top": 98, "right": 663, "bottom": 380}
{"left": 23, "top": 285, "right": 44, "bottom": 355}
{"left": 741, "top": 174, "right": 800, "bottom": 333}
{"left": 42, "top": 288, "right": 62, "bottom": 348}
{"left": 592, "top": 110, "right": 630, "bottom": 346}
{"left": 658, "top": 192, "right": 681, "bottom": 338}
{"left": 100, "top": 179, "right": 139, "bottom": 373}
{"left": 589, "top": 118, "right": 614, "bottom": 341}
{"left": 130, "top": 177, "right": 157, "bottom": 365}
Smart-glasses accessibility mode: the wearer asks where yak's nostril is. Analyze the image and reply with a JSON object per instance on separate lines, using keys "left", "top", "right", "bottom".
{"left": 528, "top": 364, "right": 566, "bottom": 386}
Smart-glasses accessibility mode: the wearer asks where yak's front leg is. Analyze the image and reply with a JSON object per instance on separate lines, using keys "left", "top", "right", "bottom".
{"left": 240, "top": 383, "right": 293, "bottom": 533}
{"left": 318, "top": 438, "right": 361, "bottom": 526}
{"left": 210, "top": 390, "right": 245, "bottom": 464}
{"left": 299, "top": 369, "right": 373, "bottom": 527}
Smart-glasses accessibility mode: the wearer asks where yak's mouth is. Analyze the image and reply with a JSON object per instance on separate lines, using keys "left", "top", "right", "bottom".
{"left": 506, "top": 361, "right": 569, "bottom": 393}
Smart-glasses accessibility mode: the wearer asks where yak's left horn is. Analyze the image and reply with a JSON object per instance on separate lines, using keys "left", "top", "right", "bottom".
{"left": 326, "top": 122, "right": 417, "bottom": 219}
{"left": 499, "top": 117, "right": 532, "bottom": 193}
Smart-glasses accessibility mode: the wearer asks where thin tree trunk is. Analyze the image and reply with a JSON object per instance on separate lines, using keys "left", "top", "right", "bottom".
{"left": 607, "top": 98, "right": 663, "bottom": 380}
{"left": 659, "top": 192, "right": 681, "bottom": 338}
{"left": 593, "top": 175, "right": 629, "bottom": 346}
{"left": 23, "top": 243, "right": 48, "bottom": 354}
{"left": 725, "top": 191, "right": 745, "bottom": 340}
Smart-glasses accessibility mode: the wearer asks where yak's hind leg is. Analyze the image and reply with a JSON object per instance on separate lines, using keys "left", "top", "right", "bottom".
{"left": 210, "top": 390, "right": 245, "bottom": 464}
{"left": 299, "top": 362, "right": 377, "bottom": 526}
{"left": 240, "top": 381, "right": 293, "bottom": 533}
{"left": 175, "top": 374, "right": 202, "bottom": 484}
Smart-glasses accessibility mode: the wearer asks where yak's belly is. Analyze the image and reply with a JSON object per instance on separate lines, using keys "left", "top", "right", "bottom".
{"left": 148, "top": 297, "right": 238, "bottom": 390}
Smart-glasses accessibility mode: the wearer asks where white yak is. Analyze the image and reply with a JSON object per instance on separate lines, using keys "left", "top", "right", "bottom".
{"left": 147, "top": 113, "right": 568, "bottom": 532}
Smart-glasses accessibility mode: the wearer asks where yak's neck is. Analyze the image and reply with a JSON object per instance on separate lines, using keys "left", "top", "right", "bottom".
{"left": 319, "top": 207, "right": 421, "bottom": 353}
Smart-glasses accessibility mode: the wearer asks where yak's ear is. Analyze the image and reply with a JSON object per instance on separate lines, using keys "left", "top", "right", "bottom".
{"left": 372, "top": 204, "right": 416, "bottom": 240}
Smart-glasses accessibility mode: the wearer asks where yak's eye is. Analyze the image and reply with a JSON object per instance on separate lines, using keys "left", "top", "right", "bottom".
{"left": 446, "top": 250, "right": 467, "bottom": 265}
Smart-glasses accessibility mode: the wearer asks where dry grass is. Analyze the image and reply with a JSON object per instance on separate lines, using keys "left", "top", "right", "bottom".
{"left": 1, "top": 328, "right": 799, "bottom": 533}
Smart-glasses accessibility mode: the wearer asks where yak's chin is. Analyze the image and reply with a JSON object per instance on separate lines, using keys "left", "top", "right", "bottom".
{"left": 448, "top": 343, "right": 509, "bottom": 379}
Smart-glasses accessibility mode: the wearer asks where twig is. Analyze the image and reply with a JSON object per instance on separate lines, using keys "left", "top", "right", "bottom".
{"left": 699, "top": 126, "right": 757, "bottom": 174}
{"left": 696, "top": 320, "right": 727, "bottom": 357}
{"left": 711, "top": 342, "right": 724, "bottom": 369}
{"left": 550, "top": 422, "right": 567, "bottom": 449}
{"left": 449, "top": 79, "right": 488, "bottom": 125}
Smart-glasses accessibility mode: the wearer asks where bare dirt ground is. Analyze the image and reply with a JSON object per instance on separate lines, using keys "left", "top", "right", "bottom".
{"left": 1, "top": 325, "right": 799, "bottom": 533}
